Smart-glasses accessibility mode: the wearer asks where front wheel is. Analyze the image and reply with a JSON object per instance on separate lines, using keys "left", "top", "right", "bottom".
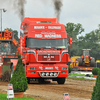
{"left": 57, "top": 77, "right": 66, "bottom": 84}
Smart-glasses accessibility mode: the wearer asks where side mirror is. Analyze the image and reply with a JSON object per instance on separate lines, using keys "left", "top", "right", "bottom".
{"left": 69, "top": 37, "right": 72, "bottom": 45}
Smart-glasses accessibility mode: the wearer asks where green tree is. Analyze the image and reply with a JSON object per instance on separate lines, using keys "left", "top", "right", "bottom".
{"left": 91, "top": 69, "right": 100, "bottom": 100}
{"left": 78, "top": 25, "right": 100, "bottom": 60}
{"left": 65, "top": 22, "right": 84, "bottom": 41}
{"left": 10, "top": 55, "right": 28, "bottom": 93}
{"left": 65, "top": 22, "right": 84, "bottom": 57}
{"left": 91, "top": 86, "right": 96, "bottom": 100}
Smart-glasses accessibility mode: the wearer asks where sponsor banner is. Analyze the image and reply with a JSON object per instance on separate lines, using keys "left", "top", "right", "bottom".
{"left": 29, "top": 25, "right": 67, "bottom": 38}
{"left": 35, "top": 34, "right": 61, "bottom": 38}
{"left": 34, "top": 26, "right": 61, "bottom": 29}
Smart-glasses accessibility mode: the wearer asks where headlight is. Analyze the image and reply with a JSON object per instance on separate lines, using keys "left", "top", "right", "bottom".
{"left": 42, "top": 72, "right": 45, "bottom": 76}
{"left": 30, "top": 67, "right": 36, "bottom": 70}
{"left": 50, "top": 72, "right": 53, "bottom": 76}
{"left": 46, "top": 72, "right": 49, "bottom": 76}
{"left": 61, "top": 67, "right": 67, "bottom": 70}
{"left": 54, "top": 72, "right": 57, "bottom": 76}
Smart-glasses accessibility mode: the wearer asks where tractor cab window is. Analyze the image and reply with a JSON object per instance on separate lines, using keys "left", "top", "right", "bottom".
{"left": 0, "top": 42, "right": 11, "bottom": 55}
{"left": 83, "top": 50, "right": 89, "bottom": 56}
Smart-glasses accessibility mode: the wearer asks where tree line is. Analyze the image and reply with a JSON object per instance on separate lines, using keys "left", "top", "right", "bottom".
{"left": 65, "top": 23, "right": 100, "bottom": 60}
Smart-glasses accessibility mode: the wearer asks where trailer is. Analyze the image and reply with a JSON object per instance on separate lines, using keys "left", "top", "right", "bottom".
{"left": 78, "top": 66, "right": 94, "bottom": 71}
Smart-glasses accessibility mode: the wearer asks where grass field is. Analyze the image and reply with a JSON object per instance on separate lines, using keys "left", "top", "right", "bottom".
{"left": 69, "top": 73, "right": 93, "bottom": 77}
{"left": 67, "top": 76, "right": 96, "bottom": 81}
{"left": 69, "top": 73, "right": 86, "bottom": 76}
{"left": 0, "top": 93, "right": 44, "bottom": 100}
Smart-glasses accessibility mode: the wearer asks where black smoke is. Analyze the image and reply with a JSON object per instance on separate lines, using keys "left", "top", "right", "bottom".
{"left": 41, "top": 0, "right": 63, "bottom": 21}
{"left": 53, "top": 0, "right": 63, "bottom": 21}
{"left": 13, "top": 0, "right": 26, "bottom": 22}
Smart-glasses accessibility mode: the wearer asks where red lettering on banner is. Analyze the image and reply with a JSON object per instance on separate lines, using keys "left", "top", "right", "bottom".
{"left": 8, "top": 32, "right": 12, "bottom": 37}
{"left": 4, "top": 32, "right": 8, "bottom": 37}
{"left": 0, "top": 32, "right": 2, "bottom": 37}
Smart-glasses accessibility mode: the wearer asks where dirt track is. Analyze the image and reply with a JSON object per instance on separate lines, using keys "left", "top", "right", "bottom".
{"left": 0, "top": 78, "right": 96, "bottom": 100}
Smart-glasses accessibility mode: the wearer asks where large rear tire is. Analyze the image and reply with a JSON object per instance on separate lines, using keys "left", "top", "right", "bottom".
{"left": 90, "top": 58, "right": 95, "bottom": 67}
{"left": 57, "top": 77, "right": 65, "bottom": 84}
{"left": 78, "top": 58, "right": 83, "bottom": 66}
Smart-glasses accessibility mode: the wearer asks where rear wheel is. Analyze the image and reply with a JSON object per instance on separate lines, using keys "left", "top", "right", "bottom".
{"left": 90, "top": 58, "right": 95, "bottom": 67}
{"left": 57, "top": 77, "right": 65, "bottom": 84}
{"left": 78, "top": 58, "right": 83, "bottom": 66}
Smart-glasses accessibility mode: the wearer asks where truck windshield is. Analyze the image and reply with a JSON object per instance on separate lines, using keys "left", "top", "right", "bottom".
{"left": 28, "top": 38, "right": 68, "bottom": 49}
{"left": 0, "top": 42, "right": 11, "bottom": 54}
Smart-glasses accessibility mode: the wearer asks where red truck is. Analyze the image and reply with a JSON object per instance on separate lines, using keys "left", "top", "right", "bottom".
{"left": 11, "top": 18, "right": 72, "bottom": 84}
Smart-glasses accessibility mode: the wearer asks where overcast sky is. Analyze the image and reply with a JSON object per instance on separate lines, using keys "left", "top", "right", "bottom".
{"left": 0, "top": 0, "right": 100, "bottom": 37}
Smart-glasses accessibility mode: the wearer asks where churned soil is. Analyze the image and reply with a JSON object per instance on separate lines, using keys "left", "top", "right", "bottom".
{"left": 0, "top": 78, "right": 96, "bottom": 100}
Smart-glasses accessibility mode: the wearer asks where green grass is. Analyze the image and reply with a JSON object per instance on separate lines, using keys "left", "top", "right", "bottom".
{"left": 69, "top": 73, "right": 86, "bottom": 76}
{"left": 0, "top": 93, "right": 44, "bottom": 100}
{"left": 69, "top": 73, "right": 94, "bottom": 77}
{"left": 68, "top": 72, "right": 95, "bottom": 80}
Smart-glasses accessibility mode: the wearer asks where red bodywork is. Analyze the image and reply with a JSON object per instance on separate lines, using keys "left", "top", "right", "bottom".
{"left": 12, "top": 18, "right": 72, "bottom": 80}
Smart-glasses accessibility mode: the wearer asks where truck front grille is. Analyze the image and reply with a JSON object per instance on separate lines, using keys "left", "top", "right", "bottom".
{"left": 37, "top": 54, "right": 60, "bottom": 62}
{"left": 37, "top": 71, "right": 60, "bottom": 78}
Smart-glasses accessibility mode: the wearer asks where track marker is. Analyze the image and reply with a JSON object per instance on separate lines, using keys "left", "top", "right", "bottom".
{"left": 7, "top": 84, "right": 14, "bottom": 99}
{"left": 63, "top": 93, "right": 70, "bottom": 100}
